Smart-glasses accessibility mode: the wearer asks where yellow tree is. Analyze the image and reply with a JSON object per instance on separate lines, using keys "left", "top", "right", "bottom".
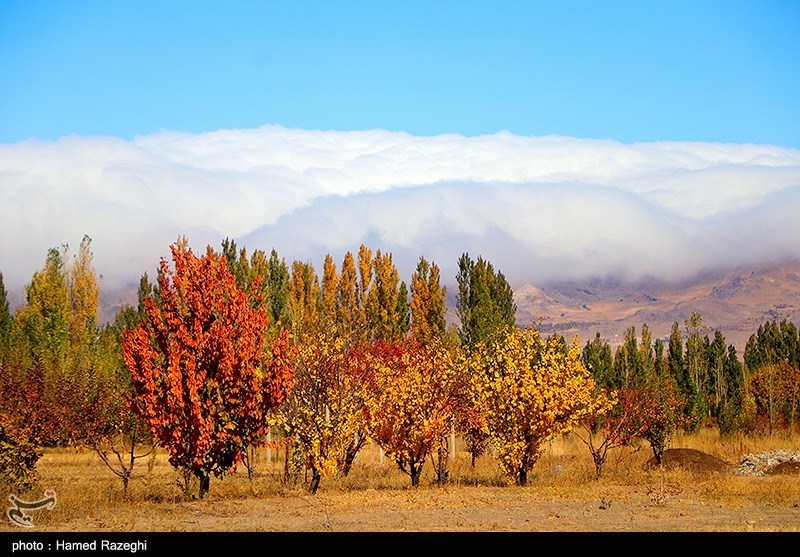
{"left": 67, "top": 235, "right": 99, "bottom": 349}
{"left": 337, "top": 251, "right": 366, "bottom": 342}
{"left": 468, "top": 326, "right": 602, "bottom": 486}
{"left": 288, "top": 260, "right": 321, "bottom": 337}
{"left": 332, "top": 250, "right": 372, "bottom": 473}
{"left": 274, "top": 329, "right": 368, "bottom": 493}
{"left": 409, "top": 255, "right": 451, "bottom": 482}
{"left": 320, "top": 254, "right": 338, "bottom": 328}
{"left": 410, "top": 256, "right": 446, "bottom": 347}
{"left": 358, "top": 337, "right": 458, "bottom": 487}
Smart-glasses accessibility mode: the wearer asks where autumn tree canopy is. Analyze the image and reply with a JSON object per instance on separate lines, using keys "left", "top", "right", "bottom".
{"left": 121, "top": 240, "right": 295, "bottom": 498}
{"left": 358, "top": 337, "right": 458, "bottom": 487}
{"left": 274, "top": 329, "right": 367, "bottom": 493}
{"left": 468, "top": 326, "right": 602, "bottom": 486}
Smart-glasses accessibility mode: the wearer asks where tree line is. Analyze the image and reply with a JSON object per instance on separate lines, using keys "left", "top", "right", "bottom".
{"left": 0, "top": 235, "right": 798, "bottom": 497}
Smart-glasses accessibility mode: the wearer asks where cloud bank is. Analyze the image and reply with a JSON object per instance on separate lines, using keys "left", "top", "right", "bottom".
{"left": 1, "top": 125, "right": 799, "bottom": 309}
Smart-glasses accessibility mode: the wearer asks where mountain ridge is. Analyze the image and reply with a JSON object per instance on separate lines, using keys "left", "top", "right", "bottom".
{"left": 513, "top": 259, "right": 800, "bottom": 352}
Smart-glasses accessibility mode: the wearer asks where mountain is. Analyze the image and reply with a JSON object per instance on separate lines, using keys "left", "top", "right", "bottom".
{"left": 512, "top": 260, "right": 800, "bottom": 352}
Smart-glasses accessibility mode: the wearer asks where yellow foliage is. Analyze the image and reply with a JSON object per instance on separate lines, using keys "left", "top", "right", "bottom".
{"left": 469, "top": 327, "right": 601, "bottom": 484}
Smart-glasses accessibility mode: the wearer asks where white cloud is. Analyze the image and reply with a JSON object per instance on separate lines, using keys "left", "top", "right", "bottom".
{"left": 1, "top": 125, "right": 799, "bottom": 309}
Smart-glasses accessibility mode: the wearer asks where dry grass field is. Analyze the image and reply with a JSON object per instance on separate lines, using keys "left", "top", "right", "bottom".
{"left": 3, "top": 429, "right": 800, "bottom": 533}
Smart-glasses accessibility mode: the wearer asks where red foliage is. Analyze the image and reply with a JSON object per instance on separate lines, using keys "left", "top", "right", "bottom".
{"left": 121, "top": 242, "right": 295, "bottom": 496}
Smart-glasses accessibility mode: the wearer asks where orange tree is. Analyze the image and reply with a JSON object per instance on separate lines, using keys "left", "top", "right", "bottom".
{"left": 273, "top": 329, "right": 368, "bottom": 493}
{"left": 357, "top": 337, "right": 458, "bottom": 487}
{"left": 468, "top": 326, "right": 602, "bottom": 486}
{"left": 121, "top": 240, "right": 295, "bottom": 498}
{"left": 574, "top": 386, "right": 652, "bottom": 480}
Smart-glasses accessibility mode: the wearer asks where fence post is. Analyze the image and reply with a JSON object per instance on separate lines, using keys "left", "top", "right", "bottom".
{"left": 450, "top": 423, "right": 456, "bottom": 461}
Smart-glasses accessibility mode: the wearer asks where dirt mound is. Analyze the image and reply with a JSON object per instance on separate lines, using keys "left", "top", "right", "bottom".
{"left": 645, "top": 448, "right": 732, "bottom": 474}
{"left": 765, "top": 460, "right": 800, "bottom": 476}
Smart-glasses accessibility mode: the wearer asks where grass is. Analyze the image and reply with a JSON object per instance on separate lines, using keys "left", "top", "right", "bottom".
{"left": 5, "top": 428, "right": 799, "bottom": 530}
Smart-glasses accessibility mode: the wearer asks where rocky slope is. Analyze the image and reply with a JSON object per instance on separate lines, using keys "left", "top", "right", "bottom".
{"left": 513, "top": 259, "right": 800, "bottom": 351}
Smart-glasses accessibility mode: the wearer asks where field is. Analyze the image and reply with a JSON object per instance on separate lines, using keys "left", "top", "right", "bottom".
{"left": 3, "top": 429, "right": 800, "bottom": 533}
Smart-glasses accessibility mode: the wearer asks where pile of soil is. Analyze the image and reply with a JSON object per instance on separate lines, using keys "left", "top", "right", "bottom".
{"left": 765, "top": 460, "right": 800, "bottom": 476}
{"left": 644, "top": 448, "right": 732, "bottom": 474}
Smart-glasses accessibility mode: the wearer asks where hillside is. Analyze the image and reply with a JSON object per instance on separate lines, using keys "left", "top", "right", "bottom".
{"left": 513, "top": 260, "right": 800, "bottom": 352}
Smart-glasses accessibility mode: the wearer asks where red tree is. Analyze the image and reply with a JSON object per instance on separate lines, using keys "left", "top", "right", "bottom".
{"left": 122, "top": 241, "right": 295, "bottom": 498}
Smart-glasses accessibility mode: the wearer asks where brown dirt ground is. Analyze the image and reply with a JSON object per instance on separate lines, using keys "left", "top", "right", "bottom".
{"left": 13, "top": 449, "right": 799, "bottom": 534}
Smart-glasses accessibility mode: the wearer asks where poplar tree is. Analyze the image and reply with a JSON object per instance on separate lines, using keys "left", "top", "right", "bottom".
{"left": 410, "top": 256, "right": 447, "bottom": 347}
{"left": 367, "top": 250, "right": 404, "bottom": 342}
{"left": 455, "top": 253, "right": 516, "bottom": 350}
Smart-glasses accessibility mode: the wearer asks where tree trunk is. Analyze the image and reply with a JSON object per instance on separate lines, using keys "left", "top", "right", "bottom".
{"left": 517, "top": 468, "right": 528, "bottom": 486}
{"left": 284, "top": 440, "right": 291, "bottom": 480}
{"left": 411, "top": 468, "right": 422, "bottom": 487}
{"left": 594, "top": 458, "right": 604, "bottom": 480}
{"left": 197, "top": 471, "right": 210, "bottom": 499}
{"left": 309, "top": 468, "right": 322, "bottom": 494}
{"left": 434, "top": 439, "right": 449, "bottom": 485}
{"left": 341, "top": 432, "right": 366, "bottom": 476}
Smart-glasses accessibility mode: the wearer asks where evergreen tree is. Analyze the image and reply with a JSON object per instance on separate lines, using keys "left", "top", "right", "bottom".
{"left": 455, "top": 253, "right": 516, "bottom": 350}
{"left": 640, "top": 323, "right": 654, "bottom": 379}
{"left": 0, "top": 272, "right": 11, "bottom": 355}
{"left": 220, "top": 237, "right": 250, "bottom": 288}
{"left": 581, "top": 332, "right": 614, "bottom": 390}
{"left": 653, "top": 338, "right": 668, "bottom": 375}
{"left": 367, "top": 250, "right": 404, "bottom": 342}
{"left": 718, "top": 344, "right": 745, "bottom": 434}
{"left": 395, "top": 281, "right": 410, "bottom": 339}
{"left": 266, "top": 249, "right": 290, "bottom": 329}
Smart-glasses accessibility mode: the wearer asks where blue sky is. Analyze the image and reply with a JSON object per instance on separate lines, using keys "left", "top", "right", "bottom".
{"left": 1, "top": 0, "right": 799, "bottom": 147}
{"left": 2, "top": 1, "right": 800, "bottom": 308}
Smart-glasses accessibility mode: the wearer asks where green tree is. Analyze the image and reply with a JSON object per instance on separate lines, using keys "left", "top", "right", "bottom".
{"left": 718, "top": 344, "right": 745, "bottom": 434}
{"left": 639, "top": 323, "right": 654, "bottom": 379}
{"left": 15, "top": 246, "right": 71, "bottom": 370}
{"left": 653, "top": 338, "right": 668, "bottom": 376}
{"left": 266, "top": 249, "right": 290, "bottom": 330}
{"left": 581, "top": 333, "right": 615, "bottom": 390}
{"left": 684, "top": 312, "right": 708, "bottom": 429}
{"left": 455, "top": 253, "right": 516, "bottom": 350}
{"left": 395, "top": 281, "right": 410, "bottom": 337}
{"left": 706, "top": 330, "right": 727, "bottom": 421}
{"left": 367, "top": 250, "right": 405, "bottom": 341}
{"left": 0, "top": 273, "right": 11, "bottom": 358}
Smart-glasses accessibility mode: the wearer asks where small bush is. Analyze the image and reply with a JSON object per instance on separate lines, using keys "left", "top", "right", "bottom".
{"left": 0, "top": 418, "right": 41, "bottom": 492}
